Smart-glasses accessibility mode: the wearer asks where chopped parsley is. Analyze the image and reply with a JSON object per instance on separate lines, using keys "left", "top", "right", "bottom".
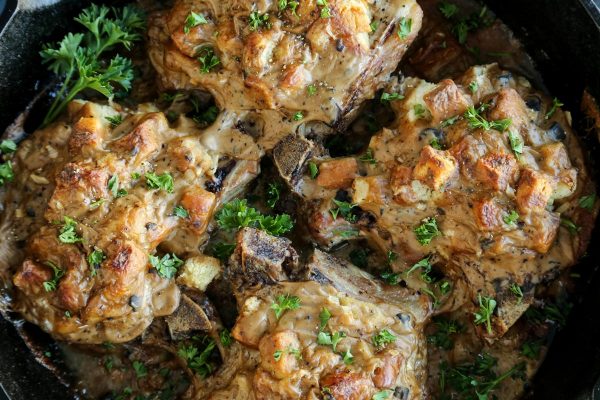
{"left": 132, "top": 361, "right": 147, "bottom": 378}
{"left": 358, "top": 148, "right": 377, "bottom": 164}
{"left": 329, "top": 199, "right": 357, "bottom": 222}
{"left": 149, "top": 253, "right": 183, "bottom": 279}
{"left": 248, "top": 11, "right": 271, "bottom": 30}
{"left": 319, "top": 307, "right": 331, "bottom": 330}
{"left": 370, "top": 21, "right": 379, "bottom": 33}
{"left": 278, "top": 0, "right": 299, "bottom": 15}
{"left": 508, "top": 130, "right": 524, "bottom": 156}
{"left": 266, "top": 183, "right": 281, "bottom": 208}
{"left": 521, "top": 340, "right": 542, "bottom": 359}
{"left": 579, "top": 193, "right": 596, "bottom": 210}
{"left": 545, "top": 97, "right": 564, "bottom": 119}
{"left": 317, "top": 330, "right": 346, "bottom": 352}
{"left": 440, "top": 353, "right": 525, "bottom": 400}
{"left": 88, "top": 249, "right": 106, "bottom": 276}
{"left": 428, "top": 317, "right": 463, "bottom": 350}
{"left": 106, "top": 115, "right": 123, "bottom": 127}
{"left": 371, "top": 329, "right": 396, "bottom": 349}
{"left": 468, "top": 81, "right": 478, "bottom": 93}
{"left": 0, "top": 161, "right": 14, "bottom": 187}
{"left": 219, "top": 329, "right": 233, "bottom": 347}
{"left": 509, "top": 283, "right": 523, "bottom": 303}
{"left": 0, "top": 139, "right": 16, "bottom": 153}
{"left": 307, "top": 84, "right": 317, "bottom": 96}
{"left": 380, "top": 270, "right": 401, "bottom": 285}
{"left": 273, "top": 347, "right": 302, "bottom": 361}
{"left": 560, "top": 217, "right": 580, "bottom": 235}
{"left": 341, "top": 349, "right": 354, "bottom": 365}
{"left": 184, "top": 12, "right": 207, "bottom": 34}
{"left": 145, "top": 172, "right": 174, "bottom": 193}
{"left": 380, "top": 92, "right": 404, "bottom": 102}
{"left": 464, "top": 104, "right": 512, "bottom": 131}
{"left": 308, "top": 162, "right": 319, "bottom": 179}
{"left": 372, "top": 390, "right": 392, "bottom": 400}
{"left": 193, "top": 105, "right": 219, "bottom": 126}
{"left": 178, "top": 339, "right": 217, "bottom": 378}
{"left": 430, "top": 138, "right": 443, "bottom": 150}
{"left": 503, "top": 209, "right": 520, "bottom": 226}
{"left": 414, "top": 104, "right": 427, "bottom": 119}
{"left": 316, "top": 0, "right": 331, "bottom": 18}
{"left": 271, "top": 294, "right": 301, "bottom": 319}
{"left": 414, "top": 217, "right": 441, "bottom": 245}
{"left": 441, "top": 115, "right": 460, "bottom": 127}
{"left": 211, "top": 242, "right": 235, "bottom": 261}
{"left": 43, "top": 261, "right": 64, "bottom": 292}
{"left": 216, "top": 198, "right": 294, "bottom": 236}
{"left": 406, "top": 256, "right": 433, "bottom": 283}
{"left": 293, "top": 111, "right": 304, "bottom": 121}
{"left": 58, "top": 216, "right": 83, "bottom": 244}
{"left": 438, "top": 1, "right": 459, "bottom": 18}
{"left": 397, "top": 17, "right": 412, "bottom": 39}
{"left": 198, "top": 46, "right": 220, "bottom": 74}
{"left": 173, "top": 205, "right": 189, "bottom": 219}
{"left": 473, "top": 294, "right": 497, "bottom": 334}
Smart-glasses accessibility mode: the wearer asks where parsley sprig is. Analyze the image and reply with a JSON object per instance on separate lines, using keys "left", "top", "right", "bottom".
{"left": 149, "top": 253, "right": 183, "bottom": 279}
{"left": 178, "top": 338, "right": 217, "bottom": 378}
{"left": 40, "top": 5, "right": 144, "bottom": 126}
{"left": 372, "top": 329, "right": 396, "bottom": 349}
{"left": 474, "top": 294, "right": 497, "bottom": 334}
{"left": 464, "top": 104, "right": 512, "bottom": 132}
{"left": 43, "top": 261, "right": 64, "bottom": 292}
{"left": 428, "top": 317, "right": 463, "bottom": 350}
{"left": 271, "top": 294, "right": 301, "bottom": 319}
{"left": 58, "top": 216, "right": 83, "bottom": 244}
{"left": 414, "top": 217, "right": 441, "bottom": 245}
{"left": 216, "top": 199, "right": 294, "bottom": 236}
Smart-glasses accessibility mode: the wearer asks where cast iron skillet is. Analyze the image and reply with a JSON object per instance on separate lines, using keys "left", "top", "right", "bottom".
{"left": 1, "top": 1, "right": 600, "bottom": 399}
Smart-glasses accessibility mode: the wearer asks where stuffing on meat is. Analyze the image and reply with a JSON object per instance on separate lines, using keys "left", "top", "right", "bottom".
{"left": 299, "top": 64, "right": 597, "bottom": 340}
{"left": 2, "top": 100, "right": 260, "bottom": 343}
{"left": 147, "top": 0, "right": 424, "bottom": 149}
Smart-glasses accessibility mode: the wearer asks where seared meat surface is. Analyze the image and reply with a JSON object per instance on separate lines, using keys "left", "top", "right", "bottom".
{"left": 302, "top": 64, "right": 597, "bottom": 339}
{"left": 147, "top": 0, "right": 423, "bottom": 148}
{"left": 2, "top": 100, "right": 260, "bottom": 343}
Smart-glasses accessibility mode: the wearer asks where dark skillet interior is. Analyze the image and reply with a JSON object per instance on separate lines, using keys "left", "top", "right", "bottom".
{"left": 1, "top": 1, "right": 600, "bottom": 399}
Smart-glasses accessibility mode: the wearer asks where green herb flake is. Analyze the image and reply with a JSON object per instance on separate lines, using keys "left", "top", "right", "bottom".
{"left": 428, "top": 317, "right": 463, "bottom": 350}
{"left": 145, "top": 172, "right": 174, "bottom": 193}
{"left": 438, "top": 1, "right": 459, "bottom": 18}
{"left": 0, "top": 139, "right": 17, "bottom": 153}
{"left": 372, "top": 390, "right": 392, "bottom": 400}
{"left": 509, "top": 283, "right": 523, "bottom": 304}
{"left": 359, "top": 148, "right": 377, "bottom": 164}
{"left": 173, "top": 205, "right": 189, "bottom": 219}
{"left": 198, "top": 46, "right": 220, "bottom": 74}
{"left": 307, "top": 84, "right": 317, "bottom": 96}
{"left": 468, "top": 81, "right": 478, "bottom": 94}
{"left": 216, "top": 198, "right": 294, "bottom": 236}
{"left": 545, "top": 97, "right": 564, "bottom": 119}
{"left": 266, "top": 183, "right": 281, "bottom": 209}
{"left": 106, "top": 115, "right": 123, "bottom": 127}
{"left": 372, "top": 329, "right": 396, "bottom": 349}
{"left": 271, "top": 294, "right": 301, "bottom": 319}
{"left": 380, "top": 92, "right": 404, "bottom": 102}
{"left": 149, "top": 253, "right": 183, "bottom": 279}
{"left": 397, "top": 17, "right": 412, "bottom": 39}
{"left": 503, "top": 210, "right": 520, "bottom": 226}
{"left": 308, "top": 162, "right": 319, "bottom": 179}
{"left": 473, "top": 294, "right": 497, "bottom": 334}
{"left": 317, "top": 0, "right": 332, "bottom": 18}
{"left": 560, "top": 217, "right": 580, "bottom": 235}
{"left": 579, "top": 194, "right": 596, "bottom": 210}
{"left": 132, "top": 360, "right": 147, "bottom": 378}
{"left": 43, "top": 261, "right": 64, "bottom": 292}
{"left": 414, "top": 217, "right": 441, "bottom": 245}
{"left": 219, "top": 329, "right": 233, "bottom": 347}
{"left": 58, "top": 216, "right": 83, "bottom": 244}
{"left": 508, "top": 130, "right": 524, "bottom": 156}
{"left": 293, "top": 111, "right": 304, "bottom": 121}
{"left": 319, "top": 307, "right": 331, "bottom": 331}
{"left": 248, "top": 11, "right": 271, "bottom": 30}
{"left": 211, "top": 242, "right": 236, "bottom": 262}
{"left": 184, "top": 12, "right": 208, "bottom": 34}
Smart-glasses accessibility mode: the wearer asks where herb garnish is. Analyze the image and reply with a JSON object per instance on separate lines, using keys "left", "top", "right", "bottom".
{"left": 43, "top": 261, "right": 64, "bottom": 292}
{"left": 145, "top": 172, "right": 174, "bottom": 193}
{"left": 249, "top": 11, "right": 271, "bottom": 30}
{"left": 88, "top": 249, "right": 106, "bottom": 276}
{"left": 545, "top": 97, "right": 564, "bottom": 119}
{"left": 271, "top": 294, "right": 301, "bottom": 319}
{"left": 184, "top": 12, "right": 208, "bottom": 34}
{"left": 216, "top": 199, "right": 294, "bottom": 236}
{"left": 380, "top": 92, "right": 404, "bottom": 102}
{"left": 178, "top": 339, "right": 217, "bottom": 378}
{"left": 464, "top": 104, "right": 511, "bottom": 131}
{"left": 211, "top": 242, "right": 235, "bottom": 262}
{"left": 428, "top": 317, "right": 463, "bottom": 350}
{"left": 266, "top": 183, "right": 281, "bottom": 209}
{"left": 273, "top": 347, "right": 302, "bottom": 361}
{"left": 329, "top": 200, "right": 357, "bottom": 223}
{"left": 58, "top": 216, "right": 83, "bottom": 244}
{"left": 149, "top": 253, "right": 183, "bottom": 279}
{"left": 106, "top": 115, "right": 123, "bottom": 127}
{"left": 173, "top": 205, "right": 189, "bottom": 219}
{"left": 579, "top": 194, "right": 596, "bottom": 210}
{"left": 219, "top": 329, "right": 233, "bottom": 347}
{"left": 132, "top": 361, "right": 147, "bottom": 379}
{"left": 358, "top": 148, "right": 377, "bottom": 164}
{"left": 372, "top": 329, "right": 396, "bottom": 349}
{"left": 40, "top": 5, "right": 144, "bottom": 126}
{"left": 503, "top": 210, "right": 520, "bottom": 226}
{"left": 414, "top": 217, "right": 441, "bottom": 245}
{"left": 473, "top": 294, "right": 497, "bottom": 334}
{"left": 198, "top": 46, "right": 220, "bottom": 73}
{"left": 397, "top": 17, "right": 412, "bottom": 39}
{"left": 316, "top": 0, "right": 332, "bottom": 18}
{"left": 308, "top": 162, "right": 319, "bottom": 179}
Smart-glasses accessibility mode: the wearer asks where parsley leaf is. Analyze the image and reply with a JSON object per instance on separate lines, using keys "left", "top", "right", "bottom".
{"left": 464, "top": 104, "right": 512, "bottom": 131}
{"left": 508, "top": 130, "right": 524, "bottom": 156}
{"left": 473, "top": 294, "right": 497, "bottom": 334}
{"left": 105, "top": 114, "right": 123, "bottom": 127}
{"left": 248, "top": 11, "right": 271, "bottom": 30}
{"left": 178, "top": 339, "right": 217, "bottom": 378}
{"left": 184, "top": 12, "right": 207, "bottom": 34}
{"left": 211, "top": 242, "right": 235, "bottom": 262}
{"left": 88, "top": 249, "right": 106, "bottom": 276}
{"left": 441, "top": 115, "right": 460, "bottom": 127}
{"left": 319, "top": 307, "right": 331, "bottom": 330}
{"left": 0, "top": 139, "right": 17, "bottom": 153}
{"left": 271, "top": 294, "right": 301, "bottom": 319}
{"left": 510, "top": 283, "right": 523, "bottom": 303}
{"left": 198, "top": 46, "right": 220, "bottom": 74}
{"left": 307, "top": 84, "right": 317, "bottom": 96}
{"left": 358, "top": 148, "right": 377, "bottom": 164}
{"left": 428, "top": 317, "right": 463, "bottom": 350}
{"left": 468, "top": 81, "right": 478, "bottom": 93}
{"left": 173, "top": 205, "right": 189, "bottom": 219}
{"left": 149, "top": 253, "right": 183, "bottom": 279}
{"left": 503, "top": 209, "right": 519, "bottom": 226}
{"left": 273, "top": 347, "right": 302, "bottom": 361}
{"left": 521, "top": 340, "right": 542, "bottom": 359}
{"left": 397, "top": 17, "right": 412, "bottom": 39}
{"left": 414, "top": 104, "right": 427, "bottom": 119}
{"left": 145, "top": 172, "right": 174, "bottom": 193}
{"left": 219, "top": 329, "right": 233, "bottom": 347}
{"left": 341, "top": 349, "right": 354, "bottom": 365}
{"left": 40, "top": 5, "right": 144, "bottom": 126}
{"left": 308, "top": 162, "right": 319, "bottom": 179}
{"left": 58, "top": 216, "right": 83, "bottom": 244}
{"left": 579, "top": 193, "right": 596, "bottom": 210}
{"left": 560, "top": 217, "right": 580, "bottom": 235}
{"left": 372, "top": 329, "right": 396, "bottom": 349}
{"left": 266, "top": 183, "right": 281, "bottom": 208}
{"left": 317, "top": 330, "right": 346, "bottom": 351}
{"left": 329, "top": 199, "right": 357, "bottom": 223}
{"left": 380, "top": 92, "right": 404, "bottom": 102}
{"left": 293, "top": 111, "right": 304, "bottom": 121}
{"left": 316, "top": 0, "right": 331, "bottom": 18}
{"left": 216, "top": 199, "right": 294, "bottom": 236}
{"left": 132, "top": 361, "right": 147, "bottom": 378}
{"left": 545, "top": 97, "right": 564, "bottom": 119}
{"left": 372, "top": 390, "right": 392, "bottom": 400}
{"left": 0, "top": 161, "right": 14, "bottom": 187}
{"left": 406, "top": 256, "right": 433, "bottom": 283}
{"left": 43, "top": 261, "right": 64, "bottom": 292}
{"left": 414, "top": 217, "right": 441, "bottom": 245}
{"left": 439, "top": 1, "right": 459, "bottom": 18}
